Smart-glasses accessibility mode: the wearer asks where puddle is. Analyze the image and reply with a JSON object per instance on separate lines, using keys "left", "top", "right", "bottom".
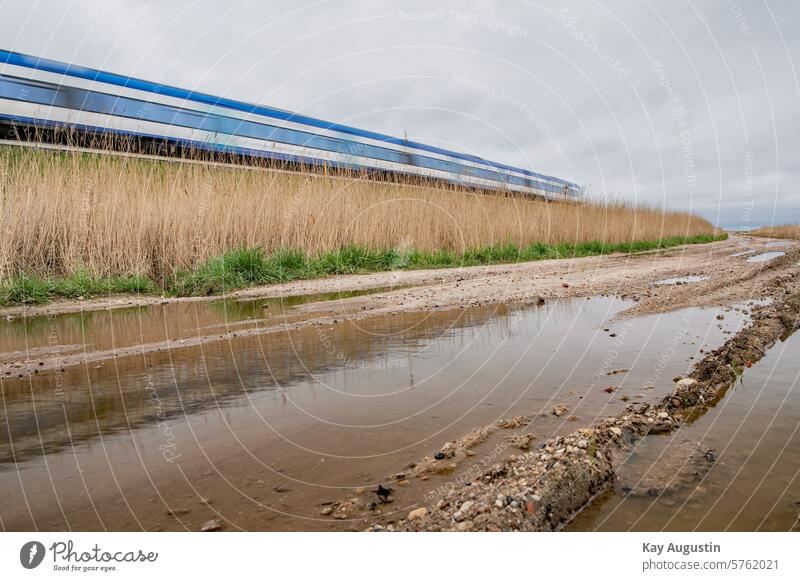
{"left": 747, "top": 251, "right": 785, "bottom": 263}
{"left": 0, "top": 297, "right": 750, "bottom": 531}
{"left": 731, "top": 249, "right": 757, "bottom": 257}
{"left": 653, "top": 275, "right": 710, "bottom": 286}
{"left": 0, "top": 287, "right": 395, "bottom": 364}
{"left": 567, "top": 329, "right": 800, "bottom": 532}
{"left": 764, "top": 241, "right": 790, "bottom": 247}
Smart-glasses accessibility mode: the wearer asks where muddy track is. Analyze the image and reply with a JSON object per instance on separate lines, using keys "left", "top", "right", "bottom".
{"left": 1, "top": 235, "right": 793, "bottom": 378}
{"left": 388, "top": 248, "right": 800, "bottom": 531}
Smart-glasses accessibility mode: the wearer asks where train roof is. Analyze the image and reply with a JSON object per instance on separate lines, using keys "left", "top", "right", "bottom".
{"left": 0, "top": 48, "right": 581, "bottom": 190}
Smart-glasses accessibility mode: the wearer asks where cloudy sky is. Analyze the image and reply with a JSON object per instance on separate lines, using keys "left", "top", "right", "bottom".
{"left": 3, "top": 0, "right": 798, "bottom": 227}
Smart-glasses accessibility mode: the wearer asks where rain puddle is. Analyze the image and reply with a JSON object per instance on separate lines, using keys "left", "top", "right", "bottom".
{"left": 0, "top": 287, "right": 394, "bottom": 365}
{"left": 731, "top": 249, "right": 757, "bottom": 257}
{"left": 747, "top": 251, "right": 785, "bottom": 263}
{"left": 567, "top": 329, "right": 800, "bottom": 532}
{"left": 653, "top": 275, "right": 710, "bottom": 286}
{"left": 0, "top": 297, "right": 750, "bottom": 531}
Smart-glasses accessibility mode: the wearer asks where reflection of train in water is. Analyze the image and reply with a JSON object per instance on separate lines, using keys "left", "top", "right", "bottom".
{"left": 0, "top": 49, "right": 582, "bottom": 201}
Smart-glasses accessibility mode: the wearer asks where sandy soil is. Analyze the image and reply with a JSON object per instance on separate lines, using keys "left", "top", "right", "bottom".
{"left": 1, "top": 235, "right": 793, "bottom": 378}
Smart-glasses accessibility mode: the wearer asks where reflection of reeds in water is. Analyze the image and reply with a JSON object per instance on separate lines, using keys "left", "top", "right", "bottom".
{"left": 0, "top": 147, "right": 717, "bottom": 281}
{"left": 0, "top": 289, "right": 398, "bottom": 357}
{"left": 0, "top": 299, "right": 576, "bottom": 464}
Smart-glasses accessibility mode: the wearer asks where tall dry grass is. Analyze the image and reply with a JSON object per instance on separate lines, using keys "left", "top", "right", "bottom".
{"left": 749, "top": 224, "right": 800, "bottom": 240}
{"left": 0, "top": 146, "right": 717, "bottom": 281}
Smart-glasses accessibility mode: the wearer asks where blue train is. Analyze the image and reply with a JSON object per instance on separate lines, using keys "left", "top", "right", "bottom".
{"left": 0, "top": 49, "right": 581, "bottom": 200}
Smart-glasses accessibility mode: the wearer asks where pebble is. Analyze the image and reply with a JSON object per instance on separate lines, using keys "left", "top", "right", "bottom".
{"left": 407, "top": 507, "right": 427, "bottom": 521}
{"left": 166, "top": 507, "right": 190, "bottom": 516}
{"left": 200, "top": 518, "right": 222, "bottom": 532}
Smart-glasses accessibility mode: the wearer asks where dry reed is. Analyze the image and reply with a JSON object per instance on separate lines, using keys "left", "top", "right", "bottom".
{"left": 0, "top": 147, "right": 717, "bottom": 281}
{"left": 749, "top": 224, "right": 800, "bottom": 240}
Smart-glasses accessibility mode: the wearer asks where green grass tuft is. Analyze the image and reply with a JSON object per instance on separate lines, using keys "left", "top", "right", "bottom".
{"left": 0, "top": 233, "right": 726, "bottom": 306}
{"left": 0, "top": 270, "right": 157, "bottom": 306}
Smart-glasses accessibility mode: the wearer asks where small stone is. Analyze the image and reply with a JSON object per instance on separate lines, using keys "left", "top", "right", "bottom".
{"left": 320, "top": 506, "right": 334, "bottom": 516}
{"left": 552, "top": 404, "right": 568, "bottom": 417}
{"left": 676, "top": 378, "right": 698, "bottom": 388}
{"left": 166, "top": 507, "right": 190, "bottom": 516}
{"left": 407, "top": 507, "right": 427, "bottom": 521}
{"left": 201, "top": 518, "right": 222, "bottom": 532}
{"left": 332, "top": 499, "right": 357, "bottom": 519}
{"left": 609, "top": 427, "right": 622, "bottom": 436}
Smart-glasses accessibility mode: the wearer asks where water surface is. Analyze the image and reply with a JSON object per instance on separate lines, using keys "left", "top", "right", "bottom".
{"left": 747, "top": 251, "right": 786, "bottom": 263}
{"left": 0, "top": 296, "right": 749, "bottom": 531}
{"left": 567, "top": 330, "right": 800, "bottom": 531}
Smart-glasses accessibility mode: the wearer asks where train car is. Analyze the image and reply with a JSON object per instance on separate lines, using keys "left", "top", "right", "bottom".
{"left": 0, "top": 49, "right": 582, "bottom": 201}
